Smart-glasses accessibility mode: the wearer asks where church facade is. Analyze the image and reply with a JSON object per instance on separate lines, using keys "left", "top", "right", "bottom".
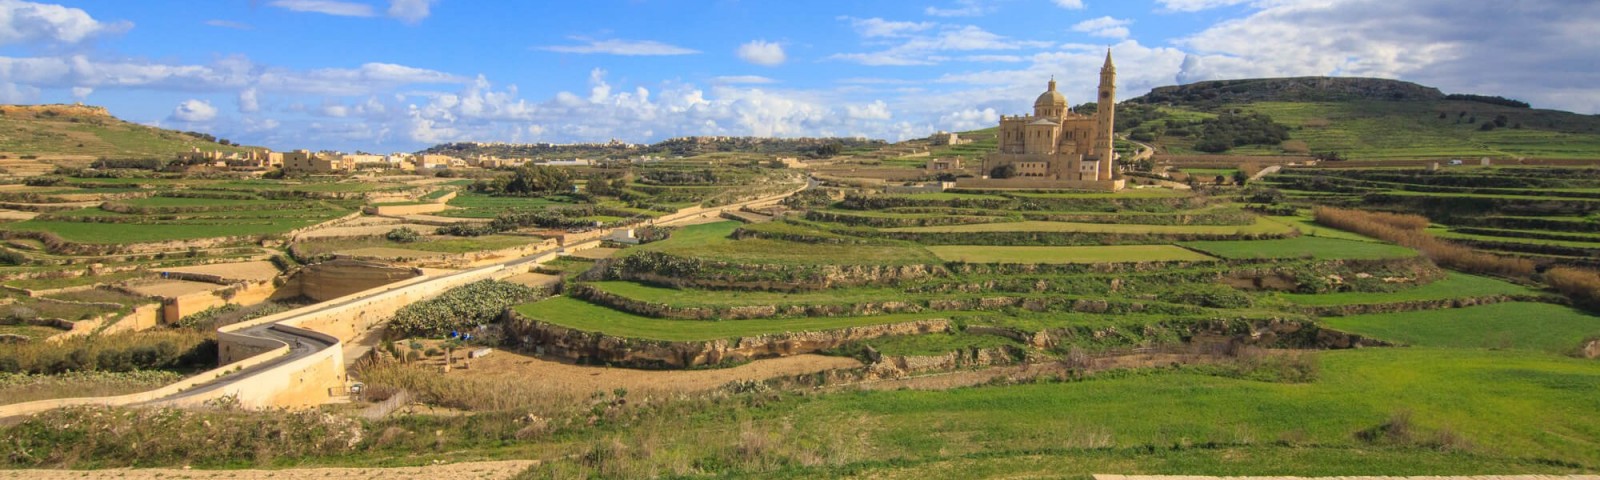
{"left": 965, "top": 50, "right": 1123, "bottom": 191}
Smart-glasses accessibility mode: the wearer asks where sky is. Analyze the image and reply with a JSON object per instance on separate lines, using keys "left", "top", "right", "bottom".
{"left": 1, "top": 0, "right": 1596, "bottom": 153}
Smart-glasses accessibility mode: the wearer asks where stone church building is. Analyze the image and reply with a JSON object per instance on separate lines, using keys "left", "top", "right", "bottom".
{"left": 963, "top": 50, "right": 1123, "bottom": 191}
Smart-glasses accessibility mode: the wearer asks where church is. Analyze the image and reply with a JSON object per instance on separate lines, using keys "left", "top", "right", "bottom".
{"left": 965, "top": 50, "right": 1123, "bottom": 191}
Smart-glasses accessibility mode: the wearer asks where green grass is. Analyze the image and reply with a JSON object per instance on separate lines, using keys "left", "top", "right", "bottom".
{"left": 588, "top": 281, "right": 908, "bottom": 309}
{"left": 888, "top": 218, "right": 1292, "bottom": 235}
{"left": 926, "top": 244, "right": 1216, "bottom": 264}
{"left": 1182, "top": 236, "right": 1416, "bottom": 260}
{"left": 1263, "top": 215, "right": 1378, "bottom": 241}
{"left": 638, "top": 221, "right": 939, "bottom": 265}
{"left": 1281, "top": 272, "right": 1543, "bottom": 306}
{"left": 440, "top": 193, "right": 578, "bottom": 218}
{"left": 513, "top": 296, "right": 955, "bottom": 341}
{"left": 1322, "top": 302, "right": 1600, "bottom": 353}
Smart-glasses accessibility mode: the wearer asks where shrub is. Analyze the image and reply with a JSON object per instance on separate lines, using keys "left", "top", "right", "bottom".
{"left": 0, "top": 329, "right": 215, "bottom": 375}
{"left": 385, "top": 227, "right": 422, "bottom": 243}
{"left": 388, "top": 280, "right": 545, "bottom": 338}
{"left": 1545, "top": 267, "right": 1600, "bottom": 311}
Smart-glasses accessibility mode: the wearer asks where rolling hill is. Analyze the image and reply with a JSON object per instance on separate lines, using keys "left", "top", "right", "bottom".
{"left": 0, "top": 104, "right": 254, "bottom": 175}
{"left": 1121, "top": 77, "right": 1600, "bottom": 160}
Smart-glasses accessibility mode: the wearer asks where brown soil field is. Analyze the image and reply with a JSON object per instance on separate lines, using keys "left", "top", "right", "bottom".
{"left": 157, "top": 260, "right": 281, "bottom": 282}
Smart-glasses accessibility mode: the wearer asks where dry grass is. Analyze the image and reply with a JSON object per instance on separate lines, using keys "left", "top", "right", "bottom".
{"left": 1313, "top": 206, "right": 1535, "bottom": 278}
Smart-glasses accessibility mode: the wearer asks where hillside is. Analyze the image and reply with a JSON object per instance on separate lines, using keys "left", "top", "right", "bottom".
{"left": 1122, "top": 77, "right": 1600, "bottom": 160}
{"left": 0, "top": 104, "right": 253, "bottom": 165}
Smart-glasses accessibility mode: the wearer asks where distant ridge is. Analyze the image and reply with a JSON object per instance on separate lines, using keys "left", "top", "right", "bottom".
{"left": 1129, "top": 77, "right": 1446, "bottom": 107}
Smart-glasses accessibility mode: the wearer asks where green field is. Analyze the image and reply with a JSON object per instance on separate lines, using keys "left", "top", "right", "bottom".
{"left": 513, "top": 296, "right": 955, "bottom": 341}
{"left": 888, "top": 218, "right": 1291, "bottom": 235}
{"left": 440, "top": 192, "right": 579, "bottom": 218}
{"left": 1233, "top": 101, "right": 1600, "bottom": 159}
{"left": 637, "top": 221, "right": 939, "bottom": 265}
{"left": 588, "top": 281, "right": 908, "bottom": 309}
{"left": 864, "top": 331, "right": 1021, "bottom": 357}
{"left": 1281, "top": 272, "right": 1542, "bottom": 306}
{"left": 1322, "top": 302, "right": 1600, "bottom": 353}
{"left": 927, "top": 244, "right": 1216, "bottom": 264}
{"left": 1182, "top": 236, "right": 1417, "bottom": 260}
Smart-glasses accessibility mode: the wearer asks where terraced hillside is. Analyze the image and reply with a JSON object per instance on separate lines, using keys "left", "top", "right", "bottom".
{"left": 0, "top": 104, "right": 254, "bottom": 159}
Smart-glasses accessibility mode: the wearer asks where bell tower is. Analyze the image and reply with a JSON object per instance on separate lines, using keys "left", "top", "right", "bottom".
{"left": 1095, "top": 49, "right": 1116, "bottom": 181}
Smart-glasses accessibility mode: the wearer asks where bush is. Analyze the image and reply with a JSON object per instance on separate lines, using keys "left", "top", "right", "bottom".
{"left": 385, "top": 227, "right": 422, "bottom": 243}
{"left": 1313, "top": 206, "right": 1535, "bottom": 278}
{"left": 0, "top": 329, "right": 215, "bottom": 375}
{"left": 388, "top": 280, "right": 545, "bottom": 338}
{"left": 1545, "top": 267, "right": 1600, "bottom": 311}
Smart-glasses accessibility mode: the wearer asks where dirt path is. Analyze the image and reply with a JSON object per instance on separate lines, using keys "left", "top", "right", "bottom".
{"left": 0, "top": 460, "right": 537, "bottom": 480}
{"left": 453, "top": 349, "right": 861, "bottom": 394}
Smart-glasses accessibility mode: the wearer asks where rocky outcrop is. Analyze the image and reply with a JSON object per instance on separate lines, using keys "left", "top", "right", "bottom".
{"left": 614, "top": 251, "right": 946, "bottom": 291}
{"left": 502, "top": 311, "right": 950, "bottom": 369}
{"left": 866, "top": 344, "right": 1026, "bottom": 378}
{"left": 1581, "top": 339, "right": 1600, "bottom": 359}
{"left": 289, "top": 259, "right": 422, "bottom": 302}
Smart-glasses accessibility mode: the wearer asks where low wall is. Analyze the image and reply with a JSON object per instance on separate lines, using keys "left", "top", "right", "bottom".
{"left": 0, "top": 339, "right": 291, "bottom": 418}
{"left": 365, "top": 203, "right": 449, "bottom": 216}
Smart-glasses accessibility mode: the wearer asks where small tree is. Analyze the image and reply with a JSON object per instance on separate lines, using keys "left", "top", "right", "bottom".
{"left": 1232, "top": 169, "right": 1249, "bottom": 186}
{"left": 385, "top": 227, "right": 421, "bottom": 243}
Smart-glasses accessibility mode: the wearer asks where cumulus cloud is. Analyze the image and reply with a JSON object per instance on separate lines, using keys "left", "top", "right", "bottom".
{"left": 170, "top": 99, "right": 217, "bottom": 122}
{"left": 0, "top": 0, "right": 130, "bottom": 46}
{"left": 1072, "top": 16, "right": 1131, "bottom": 39}
{"left": 1054, "top": 0, "right": 1086, "bottom": 9}
{"left": 1170, "top": 0, "right": 1600, "bottom": 113}
{"left": 387, "top": 0, "right": 437, "bottom": 24}
{"left": 841, "top": 17, "right": 934, "bottom": 38}
{"left": 70, "top": 85, "right": 90, "bottom": 99}
{"left": 925, "top": 0, "right": 993, "bottom": 17}
{"left": 539, "top": 37, "right": 699, "bottom": 56}
{"left": 737, "top": 40, "right": 786, "bottom": 66}
{"left": 846, "top": 100, "right": 892, "bottom": 120}
{"left": 266, "top": 0, "right": 375, "bottom": 18}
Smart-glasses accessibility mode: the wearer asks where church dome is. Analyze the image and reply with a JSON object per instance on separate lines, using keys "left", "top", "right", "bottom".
{"left": 1034, "top": 78, "right": 1066, "bottom": 115}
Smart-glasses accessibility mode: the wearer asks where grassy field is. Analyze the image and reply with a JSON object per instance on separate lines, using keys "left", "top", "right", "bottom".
{"left": 588, "top": 281, "right": 909, "bottom": 309}
{"left": 0, "top": 106, "right": 255, "bottom": 157}
{"left": 1280, "top": 272, "right": 1542, "bottom": 306}
{"left": 1321, "top": 302, "right": 1600, "bottom": 353}
{"left": 0, "top": 199, "right": 351, "bottom": 243}
{"left": 1182, "top": 236, "right": 1417, "bottom": 260}
{"left": 863, "top": 331, "right": 1021, "bottom": 357}
{"left": 440, "top": 193, "right": 579, "bottom": 218}
{"left": 927, "top": 245, "right": 1216, "bottom": 264}
{"left": 513, "top": 296, "right": 955, "bottom": 341}
{"left": 887, "top": 218, "right": 1292, "bottom": 235}
{"left": 637, "top": 221, "right": 939, "bottom": 265}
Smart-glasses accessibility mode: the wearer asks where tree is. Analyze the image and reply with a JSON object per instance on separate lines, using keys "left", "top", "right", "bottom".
{"left": 503, "top": 165, "right": 573, "bottom": 196}
{"left": 1232, "top": 169, "right": 1249, "bottom": 186}
{"left": 990, "top": 164, "right": 1017, "bottom": 179}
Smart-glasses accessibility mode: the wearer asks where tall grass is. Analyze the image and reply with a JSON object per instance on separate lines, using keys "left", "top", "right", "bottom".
{"left": 1544, "top": 267, "right": 1600, "bottom": 312}
{"left": 1313, "top": 206, "right": 1535, "bottom": 278}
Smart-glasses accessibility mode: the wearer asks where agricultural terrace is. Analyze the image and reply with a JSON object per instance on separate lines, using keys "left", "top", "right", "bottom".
{"left": 1260, "top": 167, "right": 1600, "bottom": 266}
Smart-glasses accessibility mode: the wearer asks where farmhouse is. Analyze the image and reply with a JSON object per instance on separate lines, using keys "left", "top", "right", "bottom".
{"left": 963, "top": 50, "right": 1123, "bottom": 191}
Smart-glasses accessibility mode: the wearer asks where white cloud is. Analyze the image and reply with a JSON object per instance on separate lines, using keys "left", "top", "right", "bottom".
{"left": 204, "top": 19, "right": 252, "bottom": 30}
{"left": 1072, "top": 16, "right": 1131, "bottom": 39}
{"left": 0, "top": 0, "right": 130, "bottom": 46}
{"left": 266, "top": 0, "right": 376, "bottom": 17}
{"left": 387, "top": 0, "right": 438, "bottom": 24}
{"left": 830, "top": 20, "right": 1052, "bottom": 66}
{"left": 170, "top": 99, "right": 217, "bottom": 122}
{"left": 925, "top": 0, "right": 993, "bottom": 17}
{"left": 238, "top": 88, "right": 260, "bottom": 113}
{"left": 70, "top": 85, "right": 90, "bottom": 99}
{"left": 539, "top": 37, "right": 699, "bottom": 56}
{"left": 1157, "top": 0, "right": 1255, "bottom": 12}
{"left": 713, "top": 75, "right": 777, "bottom": 85}
{"left": 1054, "top": 0, "right": 1086, "bottom": 9}
{"left": 841, "top": 17, "right": 934, "bottom": 38}
{"left": 846, "top": 100, "right": 892, "bottom": 120}
{"left": 962, "top": 55, "right": 1025, "bottom": 63}
{"left": 0, "top": 82, "right": 39, "bottom": 103}
{"left": 737, "top": 40, "right": 786, "bottom": 66}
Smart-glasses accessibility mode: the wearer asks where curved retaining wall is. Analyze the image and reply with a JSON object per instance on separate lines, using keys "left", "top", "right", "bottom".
{"left": 503, "top": 310, "right": 949, "bottom": 369}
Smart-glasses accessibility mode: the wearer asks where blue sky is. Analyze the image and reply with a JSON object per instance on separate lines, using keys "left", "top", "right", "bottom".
{"left": 2, "top": 0, "right": 1596, "bottom": 152}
